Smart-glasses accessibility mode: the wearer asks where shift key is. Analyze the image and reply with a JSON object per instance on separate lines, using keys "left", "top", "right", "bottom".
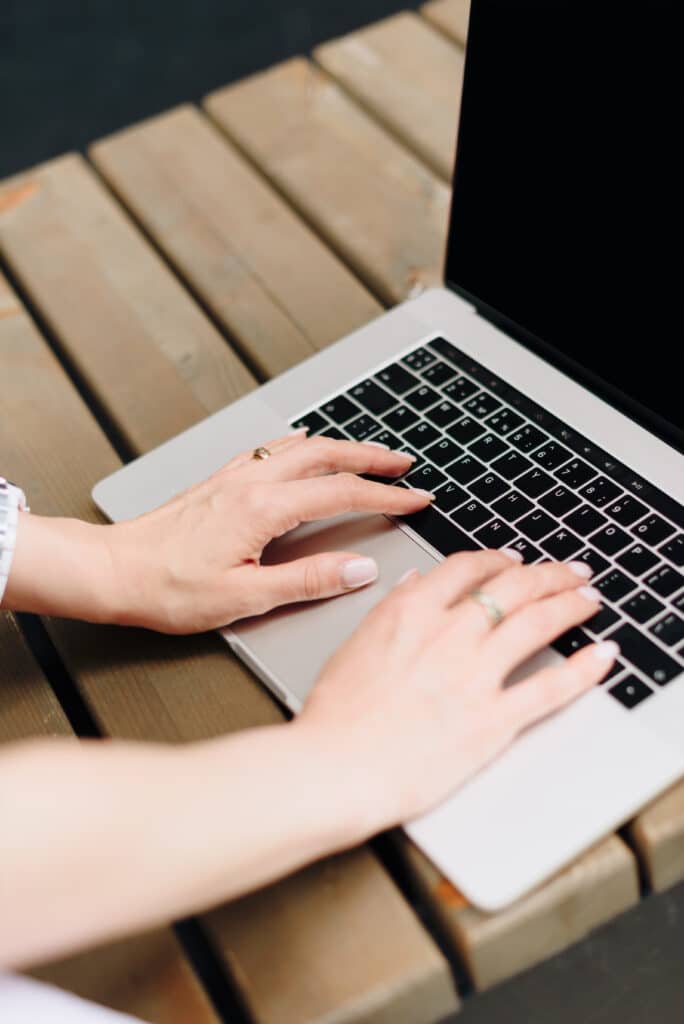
{"left": 606, "top": 623, "right": 681, "bottom": 686}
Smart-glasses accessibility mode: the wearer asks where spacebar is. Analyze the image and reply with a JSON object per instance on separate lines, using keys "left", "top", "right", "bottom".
{"left": 401, "top": 506, "right": 482, "bottom": 557}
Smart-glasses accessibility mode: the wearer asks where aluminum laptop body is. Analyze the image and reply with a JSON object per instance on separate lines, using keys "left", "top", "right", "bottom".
{"left": 93, "top": 0, "right": 683, "bottom": 910}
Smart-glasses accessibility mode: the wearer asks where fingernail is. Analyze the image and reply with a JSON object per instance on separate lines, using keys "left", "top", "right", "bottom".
{"left": 501, "top": 547, "right": 524, "bottom": 562}
{"left": 396, "top": 568, "right": 420, "bottom": 587}
{"left": 569, "top": 561, "right": 593, "bottom": 578}
{"left": 578, "top": 585, "right": 602, "bottom": 602}
{"left": 409, "top": 488, "right": 435, "bottom": 500}
{"left": 398, "top": 450, "right": 417, "bottom": 461}
{"left": 340, "top": 557, "right": 379, "bottom": 589}
{"left": 593, "top": 640, "right": 620, "bottom": 661}
{"left": 365, "top": 440, "right": 390, "bottom": 449}
{"left": 290, "top": 426, "right": 309, "bottom": 436}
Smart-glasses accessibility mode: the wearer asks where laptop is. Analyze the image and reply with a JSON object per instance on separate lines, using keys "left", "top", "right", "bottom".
{"left": 93, "top": 0, "right": 684, "bottom": 911}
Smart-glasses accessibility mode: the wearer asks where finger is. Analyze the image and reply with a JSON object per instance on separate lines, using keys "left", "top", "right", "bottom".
{"left": 220, "top": 429, "right": 309, "bottom": 473}
{"left": 404, "top": 548, "right": 523, "bottom": 610}
{"left": 245, "top": 435, "right": 417, "bottom": 482}
{"left": 450, "top": 559, "right": 595, "bottom": 640}
{"left": 248, "top": 550, "right": 381, "bottom": 611}
{"left": 503, "top": 639, "right": 620, "bottom": 730}
{"left": 273, "top": 473, "right": 434, "bottom": 528}
{"left": 483, "top": 585, "right": 602, "bottom": 675}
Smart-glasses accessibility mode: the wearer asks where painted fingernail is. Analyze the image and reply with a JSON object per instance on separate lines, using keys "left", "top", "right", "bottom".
{"left": 396, "top": 568, "right": 420, "bottom": 587}
{"left": 409, "top": 488, "right": 435, "bottom": 500}
{"left": 593, "top": 640, "right": 620, "bottom": 661}
{"left": 578, "top": 585, "right": 602, "bottom": 602}
{"left": 501, "top": 548, "right": 524, "bottom": 562}
{"left": 569, "top": 561, "right": 593, "bottom": 578}
{"left": 340, "top": 557, "right": 379, "bottom": 589}
{"left": 365, "top": 440, "right": 390, "bottom": 449}
{"left": 289, "top": 426, "right": 309, "bottom": 436}
{"left": 397, "top": 450, "right": 417, "bottom": 461}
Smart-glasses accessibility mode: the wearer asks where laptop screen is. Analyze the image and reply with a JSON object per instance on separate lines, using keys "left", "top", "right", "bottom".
{"left": 445, "top": 0, "right": 682, "bottom": 452}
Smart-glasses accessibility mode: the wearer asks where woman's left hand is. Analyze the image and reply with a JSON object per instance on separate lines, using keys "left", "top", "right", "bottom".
{"left": 102, "top": 430, "right": 430, "bottom": 632}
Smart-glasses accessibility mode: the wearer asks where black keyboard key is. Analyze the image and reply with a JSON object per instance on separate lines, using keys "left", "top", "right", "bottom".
{"left": 444, "top": 376, "right": 479, "bottom": 402}
{"left": 516, "top": 467, "right": 555, "bottom": 499}
{"left": 619, "top": 591, "right": 665, "bottom": 625}
{"left": 579, "top": 477, "right": 622, "bottom": 508}
{"left": 532, "top": 442, "right": 572, "bottom": 471}
{"left": 405, "top": 385, "right": 441, "bottom": 412}
{"left": 404, "top": 421, "right": 440, "bottom": 450}
{"left": 552, "top": 627, "right": 593, "bottom": 657}
{"left": 564, "top": 505, "right": 608, "bottom": 537}
{"left": 541, "top": 528, "right": 583, "bottom": 560}
{"left": 485, "top": 408, "right": 525, "bottom": 436}
{"left": 608, "top": 676, "right": 654, "bottom": 709}
{"left": 402, "top": 505, "right": 481, "bottom": 556}
{"left": 371, "top": 429, "right": 404, "bottom": 450}
{"left": 595, "top": 570, "right": 637, "bottom": 602}
{"left": 509, "top": 425, "right": 548, "bottom": 453}
{"left": 346, "top": 413, "right": 381, "bottom": 441}
{"left": 492, "top": 490, "right": 535, "bottom": 522}
{"left": 585, "top": 605, "right": 621, "bottom": 635}
{"left": 517, "top": 510, "right": 558, "bottom": 542}
{"left": 605, "top": 494, "right": 649, "bottom": 526}
{"left": 425, "top": 400, "right": 462, "bottom": 429}
{"left": 402, "top": 346, "right": 436, "bottom": 372}
{"left": 383, "top": 405, "right": 419, "bottom": 432}
{"left": 464, "top": 392, "right": 502, "bottom": 419}
{"left": 540, "top": 486, "right": 582, "bottom": 517}
{"left": 449, "top": 416, "right": 486, "bottom": 445}
{"left": 293, "top": 410, "right": 327, "bottom": 433}
{"left": 427, "top": 336, "right": 465, "bottom": 365}
{"left": 592, "top": 524, "right": 632, "bottom": 556}
{"left": 434, "top": 481, "right": 469, "bottom": 514}
{"left": 602, "top": 660, "right": 627, "bottom": 684}
{"left": 425, "top": 437, "right": 463, "bottom": 467}
{"left": 674, "top": 593, "right": 684, "bottom": 613}
{"left": 469, "top": 473, "right": 509, "bottom": 503}
{"left": 492, "top": 451, "right": 533, "bottom": 481}
{"left": 470, "top": 433, "right": 509, "bottom": 461}
{"left": 575, "top": 548, "right": 611, "bottom": 576}
{"left": 645, "top": 564, "right": 684, "bottom": 598}
{"left": 452, "top": 500, "right": 494, "bottom": 531}
{"left": 320, "top": 425, "right": 346, "bottom": 440}
{"left": 631, "top": 514, "right": 676, "bottom": 545}
{"left": 449, "top": 455, "right": 487, "bottom": 486}
{"left": 509, "top": 537, "right": 543, "bottom": 563}
{"left": 319, "top": 395, "right": 362, "bottom": 425}
{"left": 348, "top": 379, "right": 396, "bottom": 416}
{"left": 659, "top": 533, "right": 684, "bottom": 567}
{"left": 474, "top": 518, "right": 517, "bottom": 548}
{"left": 375, "top": 362, "right": 420, "bottom": 395}
{"left": 650, "top": 613, "right": 684, "bottom": 648}
{"left": 616, "top": 544, "right": 659, "bottom": 576}
{"left": 422, "top": 360, "right": 457, "bottom": 387}
{"left": 606, "top": 623, "right": 681, "bottom": 685}
{"left": 555, "top": 459, "right": 596, "bottom": 488}
{"left": 405, "top": 464, "right": 447, "bottom": 492}
{"left": 399, "top": 447, "right": 423, "bottom": 470}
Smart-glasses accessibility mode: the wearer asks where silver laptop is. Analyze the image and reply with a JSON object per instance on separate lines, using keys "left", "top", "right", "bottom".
{"left": 93, "top": 0, "right": 684, "bottom": 910}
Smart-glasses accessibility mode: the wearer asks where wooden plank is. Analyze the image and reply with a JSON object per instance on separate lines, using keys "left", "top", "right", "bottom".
{"left": 0, "top": 154, "right": 255, "bottom": 455}
{"left": 89, "top": 105, "right": 381, "bottom": 379}
{"left": 628, "top": 782, "right": 684, "bottom": 893}
{"left": 421, "top": 0, "right": 471, "bottom": 47}
{"left": 204, "top": 59, "right": 450, "bottom": 305}
{"left": 400, "top": 836, "right": 639, "bottom": 991}
{"left": 0, "top": 612, "right": 71, "bottom": 742}
{"left": 0, "top": 207, "right": 459, "bottom": 1021}
{"left": 314, "top": 11, "right": 465, "bottom": 182}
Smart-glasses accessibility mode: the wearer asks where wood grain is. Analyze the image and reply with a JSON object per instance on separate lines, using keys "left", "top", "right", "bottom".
{"left": 205, "top": 59, "right": 450, "bottom": 305}
{"left": 0, "top": 611, "right": 71, "bottom": 742}
{"left": 89, "top": 105, "right": 381, "bottom": 379}
{"left": 0, "top": 155, "right": 255, "bottom": 455}
{"left": 0, "top": 226, "right": 458, "bottom": 1020}
{"left": 628, "top": 781, "right": 684, "bottom": 893}
{"left": 315, "top": 11, "right": 465, "bottom": 181}
{"left": 421, "top": 0, "right": 471, "bottom": 46}
{"left": 400, "top": 835, "right": 639, "bottom": 991}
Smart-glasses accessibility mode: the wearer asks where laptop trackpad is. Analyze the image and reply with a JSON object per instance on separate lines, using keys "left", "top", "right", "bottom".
{"left": 225, "top": 514, "right": 439, "bottom": 708}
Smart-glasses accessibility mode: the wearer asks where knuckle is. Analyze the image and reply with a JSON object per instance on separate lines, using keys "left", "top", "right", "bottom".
{"left": 302, "top": 560, "right": 323, "bottom": 601}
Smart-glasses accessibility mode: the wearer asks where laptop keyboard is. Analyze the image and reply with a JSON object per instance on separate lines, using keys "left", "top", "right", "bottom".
{"left": 291, "top": 335, "right": 684, "bottom": 711}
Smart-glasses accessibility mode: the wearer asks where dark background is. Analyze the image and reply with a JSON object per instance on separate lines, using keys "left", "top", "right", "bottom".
{"left": 0, "top": 0, "right": 421, "bottom": 179}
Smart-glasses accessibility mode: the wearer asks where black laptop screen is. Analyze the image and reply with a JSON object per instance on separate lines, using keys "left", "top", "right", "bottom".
{"left": 445, "top": 0, "right": 682, "bottom": 451}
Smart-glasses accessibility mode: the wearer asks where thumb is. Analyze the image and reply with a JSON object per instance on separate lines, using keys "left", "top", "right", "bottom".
{"left": 257, "top": 552, "right": 379, "bottom": 610}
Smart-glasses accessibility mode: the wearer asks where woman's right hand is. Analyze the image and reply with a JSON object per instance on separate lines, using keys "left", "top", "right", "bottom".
{"left": 296, "top": 549, "right": 619, "bottom": 834}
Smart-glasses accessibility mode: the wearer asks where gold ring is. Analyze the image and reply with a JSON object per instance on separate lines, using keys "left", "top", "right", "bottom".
{"left": 469, "top": 590, "right": 505, "bottom": 627}
{"left": 252, "top": 446, "right": 272, "bottom": 461}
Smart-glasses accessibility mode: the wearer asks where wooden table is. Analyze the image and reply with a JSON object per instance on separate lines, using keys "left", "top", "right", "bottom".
{"left": 1, "top": 2, "right": 683, "bottom": 1021}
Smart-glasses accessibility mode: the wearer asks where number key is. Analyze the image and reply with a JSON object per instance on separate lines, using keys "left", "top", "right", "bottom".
{"left": 579, "top": 476, "right": 622, "bottom": 508}
{"left": 605, "top": 494, "right": 648, "bottom": 525}
{"left": 631, "top": 514, "right": 676, "bottom": 545}
{"left": 532, "top": 442, "right": 572, "bottom": 470}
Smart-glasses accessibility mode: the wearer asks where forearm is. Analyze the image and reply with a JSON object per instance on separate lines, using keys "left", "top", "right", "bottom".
{"left": 0, "top": 725, "right": 372, "bottom": 969}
